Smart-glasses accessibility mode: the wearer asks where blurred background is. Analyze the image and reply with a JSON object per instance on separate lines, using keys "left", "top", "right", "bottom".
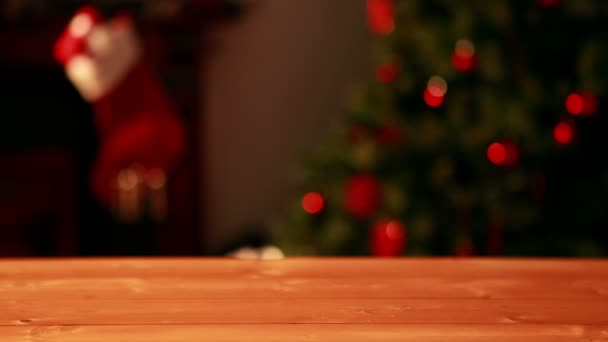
{"left": 1, "top": 0, "right": 607, "bottom": 257}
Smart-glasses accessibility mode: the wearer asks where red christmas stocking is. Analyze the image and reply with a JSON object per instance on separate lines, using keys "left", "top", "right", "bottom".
{"left": 54, "top": 6, "right": 185, "bottom": 214}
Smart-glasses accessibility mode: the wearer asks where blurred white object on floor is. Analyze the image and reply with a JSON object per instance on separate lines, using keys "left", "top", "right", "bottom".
{"left": 228, "top": 245, "right": 285, "bottom": 260}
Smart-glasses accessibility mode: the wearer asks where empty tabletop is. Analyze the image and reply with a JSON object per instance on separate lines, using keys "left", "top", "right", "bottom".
{"left": 1, "top": 258, "right": 607, "bottom": 341}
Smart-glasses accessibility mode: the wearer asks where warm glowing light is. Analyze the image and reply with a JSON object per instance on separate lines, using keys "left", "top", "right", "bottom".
{"left": 260, "top": 245, "right": 285, "bottom": 260}
{"left": 455, "top": 39, "right": 475, "bottom": 57}
{"left": 487, "top": 142, "right": 507, "bottom": 165}
{"left": 65, "top": 55, "right": 102, "bottom": 101}
{"left": 427, "top": 76, "right": 447, "bottom": 96}
{"left": 69, "top": 13, "right": 94, "bottom": 38}
{"left": 566, "top": 93, "right": 584, "bottom": 115}
{"left": 452, "top": 53, "right": 474, "bottom": 72}
{"left": 145, "top": 168, "right": 167, "bottom": 190}
{"left": 68, "top": 55, "right": 95, "bottom": 80}
{"left": 302, "top": 192, "right": 325, "bottom": 215}
{"left": 424, "top": 88, "right": 444, "bottom": 107}
{"left": 452, "top": 39, "right": 475, "bottom": 73}
{"left": 554, "top": 121, "right": 574, "bottom": 145}
{"left": 117, "top": 167, "right": 140, "bottom": 191}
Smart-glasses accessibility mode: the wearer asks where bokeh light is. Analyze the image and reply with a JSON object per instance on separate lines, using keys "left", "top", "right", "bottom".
{"left": 302, "top": 192, "right": 325, "bottom": 215}
{"left": 565, "top": 93, "right": 583, "bottom": 115}
{"left": 452, "top": 39, "right": 475, "bottom": 72}
{"left": 423, "top": 88, "right": 444, "bottom": 107}
{"left": 455, "top": 39, "right": 475, "bottom": 57}
{"left": 553, "top": 121, "right": 574, "bottom": 145}
{"left": 117, "top": 167, "right": 140, "bottom": 191}
{"left": 371, "top": 219, "right": 406, "bottom": 256}
{"left": 69, "top": 13, "right": 94, "bottom": 38}
{"left": 427, "top": 76, "right": 447, "bottom": 96}
{"left": 487, "top": 142, "right": 507, "bottom": 165}
{"left": 145, "top": 168, "right": 167, "bottom": 190}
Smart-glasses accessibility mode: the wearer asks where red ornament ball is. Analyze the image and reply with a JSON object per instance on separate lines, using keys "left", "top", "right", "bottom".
{"left": 487, "top": 140, "right": 519, "bottom": 167}
{"left": 566, "top": 93, "right": 584, "bottom": 115}
{"left": 487, "top": 142, "right": 507, "bottom": 165}
{"left": 375, "top": 63, "right": 398, "bottom": 83}
{"left": 371, "top": 219, "right": 406, "bottom": 257}
{"left": 301, "top": 192, "right": 325, "bottom": 215}
{"left": 566, "top": 91, "right": 598, "bottom": 116}
{"left": 366, "top": 0, "right": 395, "bottom": 35}
{"left": 451, "top": 52, "right": 475, "bottom": 73}
{"left": 344, "top": 174, "right": 382, "bottom": 220}
{"left": 553, "top": 121, "right": 574, "bottom": 145}
{"left": 451, "top": 40, "right": 476, "bottom": 73}
{"left": 423, "top": 87, "right": 444, "bottom": 107}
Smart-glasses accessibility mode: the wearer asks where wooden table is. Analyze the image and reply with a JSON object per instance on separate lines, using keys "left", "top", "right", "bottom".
{"left": 1, "top": 258, "right": 607, "bottom": 341}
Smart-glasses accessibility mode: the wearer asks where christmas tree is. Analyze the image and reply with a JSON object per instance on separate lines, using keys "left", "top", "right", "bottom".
{"left": 271, "top": 0, "right": 608, "bottom": 257}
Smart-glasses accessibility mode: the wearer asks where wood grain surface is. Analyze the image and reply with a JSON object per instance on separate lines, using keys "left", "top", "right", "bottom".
{"left": 1, "top": 258, "right": 607, "bottom": 341}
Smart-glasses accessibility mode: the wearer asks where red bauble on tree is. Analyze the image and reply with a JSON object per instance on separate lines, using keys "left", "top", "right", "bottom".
{"left": 565, "top": 93, "right": 584, "bottom": 115}
{"left": 371, "top": 219, "right": 406, "bottom": 256}
{"left": 566, "top": 91, "right": 598, "bottom": 117}
{"left": 366, "top": 0, "right": 394, "bottom": 36}
{"left": 451, "top": 39, "right": 476, "bottom": 73}
{"left": 344, "top": 174, "right": 382, "bottom": 220}
{"left": 553, "top": 121, "right": 575, "bottom": 145}
{"left": 301, "top": 192, "right": 325, "bottom": 215}
{"left": 423, "top": 87, "right": 444, "bottom": 107}
{"left": 487, "top": 139, "right": 519, "bottom": 167}
{"left": 424, "top": 75, "right": 448, "bottom": 108}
